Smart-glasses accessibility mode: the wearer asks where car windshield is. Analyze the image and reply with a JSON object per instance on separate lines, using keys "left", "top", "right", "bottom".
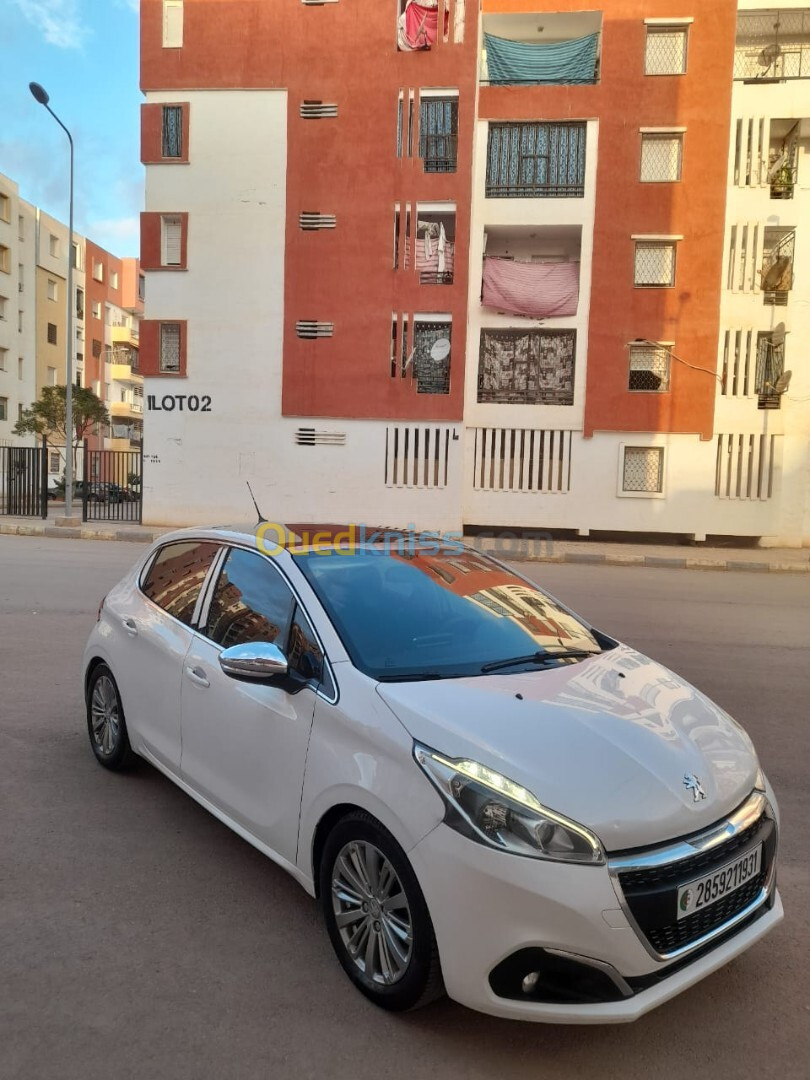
{"left": 293, "top": 545, "right": 604, "bottom": 681}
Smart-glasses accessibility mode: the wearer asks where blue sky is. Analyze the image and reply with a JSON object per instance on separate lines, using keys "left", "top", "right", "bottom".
{"left": 1, "top": 0, "right": 142, "bottom": 256}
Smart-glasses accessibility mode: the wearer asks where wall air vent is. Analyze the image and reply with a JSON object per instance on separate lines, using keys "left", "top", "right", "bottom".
{"left": 296, "top": 321, "right": 334, "bottom": 339}
{"left": 300, "top": 101, "right": 339, "bottom": 119}
{"left": 295, "top": 429, "right": 346, "bottom": 446}
{"left": 299, "top": 212, "right": 337, "bottom": 230}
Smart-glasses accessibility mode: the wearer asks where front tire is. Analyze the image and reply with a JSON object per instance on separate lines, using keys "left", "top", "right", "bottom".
{"left": 86, "top": 664, "right": 136, "bottom": 771}
{"left": 319, "top": 811, "right": 443, "bottom": 1011}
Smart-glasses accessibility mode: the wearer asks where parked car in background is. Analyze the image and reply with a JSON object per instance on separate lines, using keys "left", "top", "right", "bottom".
{"left": 82, "top": 525, "right": 782, "bottom": 1023}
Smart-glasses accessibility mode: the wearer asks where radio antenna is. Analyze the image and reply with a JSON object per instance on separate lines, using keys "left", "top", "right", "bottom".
{"left": 246, "top": 481, "right": 266, "bottom": 524}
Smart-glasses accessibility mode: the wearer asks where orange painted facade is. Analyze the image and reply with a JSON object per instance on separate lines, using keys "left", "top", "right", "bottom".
{"left": 140, "top": 0, "right": 478, "bottom": 421}
{"left": 481, "top": 0, "right": 737, "bottom": 440}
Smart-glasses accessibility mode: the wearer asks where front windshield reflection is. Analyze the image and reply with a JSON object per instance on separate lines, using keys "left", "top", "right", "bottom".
{"left": 294, "top": 546, "right": 601, "bottom": 680}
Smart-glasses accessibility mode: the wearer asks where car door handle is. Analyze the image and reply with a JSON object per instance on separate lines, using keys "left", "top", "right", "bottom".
{"left": 121, "top": 617, "right": 138, "bottom": 637}
{"left": 185, "top": 665, "right": 210, "bottom": 689}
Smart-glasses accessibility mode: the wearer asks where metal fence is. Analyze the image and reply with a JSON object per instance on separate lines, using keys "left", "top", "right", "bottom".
{"left": 734, "top": 10, "right": 810, "bottom": 80}
{"left": 0, "top": 443, "right": 48, "bottom": 518}
{"left": 82, "top": 443, "right": 143, "bottom": 523}
{"left": 486, "top": 122, "right": 587, "bottom": 198}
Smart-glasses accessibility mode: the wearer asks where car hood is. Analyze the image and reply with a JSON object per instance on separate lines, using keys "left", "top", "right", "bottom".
{"left": 376, "top": 645, "right": 759, "bottom": 851}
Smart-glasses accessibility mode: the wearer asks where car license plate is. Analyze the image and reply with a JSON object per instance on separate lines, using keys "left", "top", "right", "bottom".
{"left": 676, "top": 845, "right": 762, "bottom": 920}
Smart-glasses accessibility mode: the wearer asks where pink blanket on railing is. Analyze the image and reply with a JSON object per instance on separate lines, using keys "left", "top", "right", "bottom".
{"left": 482, "top": 258, "right": 580, "bottom": 318}
{"left": 399, "top": 1, "right": 441, "bottom": 50}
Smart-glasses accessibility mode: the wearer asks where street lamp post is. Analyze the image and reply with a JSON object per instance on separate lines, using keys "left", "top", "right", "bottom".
{"left": 29, "top": 82, "right": 76, "bottom": 520}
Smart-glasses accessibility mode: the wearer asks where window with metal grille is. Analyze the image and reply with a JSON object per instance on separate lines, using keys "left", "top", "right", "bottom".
{"left": 92, "top": 339, "right": 102, "bottom": 359}
{"left": 385, "top": 426, "right": 451, "bottom": 488}
{"left": 0, "top": 397, "right": 7, "bottom": 421}
{"left": 47, "top": 322, "right": 57, "bottom": 345}
{"left": 300, "top": 101, "right": 339, "bottom": 119}
{"left": 162, "top": 106, "right": 183, "bottom": 158}
{"left": 640, "top": 133, "right": 683, "bottom": 182}
{"left": 478, "top": 329, "right": 576, "bottom": 405}
{"left": 0, "top": 192, "right": 9, "bottom": 223}
{"left": 161, "top": 216, "right": 183, "bottom": 266}
{"left": 160, "top": 323, "right": 182, "bottom": 373}
{"left": 412, "top": 320, "right": 451, "bottom": 394}
{"left": 295, "top": 321, "right": 334, "bottom": 339}
{"left": 645, "top": 26, "right": 689, "bottom": 75}
{"left": 634, "top": 241, "right": 676, "bottom": 287}
{"left": 486, "top": 122, "right": 586, "bottom": 198}
{"left": 629, "top": 344, "right": 671, "bottom": 391}
{"left": 419, "top": 97, "right": 458, "bottom": 173}
{"left": 734, "top": 10, "right": 810, "bottom": 80}
{"left": 0, "top": 245, "right": 10, "bottom": 274}
{"left": 622, "top": 447, "right": 664, "bottom": 494}
{"left": 163, "top": 0, "right": 183, "bottom": 48}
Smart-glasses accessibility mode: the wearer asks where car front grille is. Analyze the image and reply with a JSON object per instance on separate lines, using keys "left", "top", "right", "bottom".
{"left": 614, "top": 803, "right": 776, "bottom": 958}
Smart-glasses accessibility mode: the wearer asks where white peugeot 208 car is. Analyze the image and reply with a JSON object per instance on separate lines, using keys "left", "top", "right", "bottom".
{"left": 82, "top": 525, "right": 783, "bottom": 1023}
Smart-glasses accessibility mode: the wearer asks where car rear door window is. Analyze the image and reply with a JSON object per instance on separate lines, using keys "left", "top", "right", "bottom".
{"left": 206, "top": 547, "right": 295, "bottom": 649}
{"left": 141, "top": 541, "right": 221, "bottom": 627}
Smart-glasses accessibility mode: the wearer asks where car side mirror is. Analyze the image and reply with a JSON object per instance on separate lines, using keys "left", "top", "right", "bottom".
{"left": 219, "top": 642, "right": 289, "bottom": 680}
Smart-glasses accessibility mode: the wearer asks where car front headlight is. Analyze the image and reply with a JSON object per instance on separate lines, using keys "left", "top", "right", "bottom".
{"left": 414, "top": 744, "right": 605, "bottom": 865}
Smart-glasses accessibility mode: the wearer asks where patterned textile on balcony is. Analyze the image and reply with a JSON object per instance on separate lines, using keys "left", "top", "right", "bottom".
{"left": 483, "top": 32, "right": 599, "bottom": 84}
{"left": 482, "top": 258, "right": 579, "bottom": 319}
{"left": 415, "top": 222, "right": 455, "bottom": 278}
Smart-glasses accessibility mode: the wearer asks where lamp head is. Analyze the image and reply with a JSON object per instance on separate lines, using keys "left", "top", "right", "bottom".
{"left": 29, "top": 82, "right": 50, "bottom": 106}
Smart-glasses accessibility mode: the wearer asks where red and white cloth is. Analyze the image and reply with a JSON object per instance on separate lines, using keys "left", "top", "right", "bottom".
{"left": 482, "top": 258, "right": 580, "bottom": 319}
{"left": 398, "top": 0, "right": 445, "bottom": 51}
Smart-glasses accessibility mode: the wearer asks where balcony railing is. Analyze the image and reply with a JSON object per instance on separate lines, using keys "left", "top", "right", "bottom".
{"left": 760, "top": 229, "right": 795, "bottom": 304}
{"left": 734, "top": 9, "right": 810, "bottom": 80}
{"left": 481, "top": 27, "right": 601, "bottom": 85}
{"left": 486, "top": 122, "right": 587, "bottom": 198}
{"left": 756, "top": 335, "right": 785, "bottom": 408}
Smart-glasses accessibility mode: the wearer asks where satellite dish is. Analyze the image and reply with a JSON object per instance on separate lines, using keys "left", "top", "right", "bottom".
{"left": 770, "top": 322, "right": 787, "bottom": 346}
{"left": 761, "top": 255, "right": 792, "bottom": 291}
{"left": 774, "top": 370, "right": 792, "bottom": 394}
{"left": 430, "top": 338, "right": 451, "bottom": 362}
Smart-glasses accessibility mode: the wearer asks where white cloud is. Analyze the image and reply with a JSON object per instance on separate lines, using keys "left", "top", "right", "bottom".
{"left": 87, "top": 215, "right": 140, "bottom": 250}
{"left": 13, "top": 0, "right": 89, "bottom": 49}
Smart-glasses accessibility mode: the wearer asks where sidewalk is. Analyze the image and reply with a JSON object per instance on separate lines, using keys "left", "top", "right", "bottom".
{"left": 1, "top": 513, "right": 808, "bottom": 573}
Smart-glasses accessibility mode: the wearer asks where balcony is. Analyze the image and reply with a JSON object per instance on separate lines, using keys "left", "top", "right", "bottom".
{"left": 756, "top": 331, "right": 787, "bottom": 409}
{"left": 481, "top": 11, "right": 602, "bottom": 86}
{"left": 734, "top": 9, "right": 810, "bottom": 81}
{"left": 767, "top": 119, "right": 809, "bottom": 198}
{"left": 481, "top": 225, "right": 581, "bottom": 320}
{"left": 486, "top": 122, "right": 587, "bottom": 198}
{"left": 109, "top": 399, "right": 143, "bottom": 420}
{"left": 111, "top": 323, "right": 139, "bottom": 348}
{"left": 414, "top": 206, "right": 456, "bottom": 285}
{"left": 760, "top": 227, "right": 795, "bottom": 305}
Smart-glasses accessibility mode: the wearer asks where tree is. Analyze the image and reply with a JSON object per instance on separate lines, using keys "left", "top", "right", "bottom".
{"left": 13, "top": 385, "right": 109, "bottom": 473}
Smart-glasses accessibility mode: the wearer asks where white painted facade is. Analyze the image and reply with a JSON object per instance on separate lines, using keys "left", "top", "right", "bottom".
{"left": 0, "top": 174, "right": 37, "bottom": 450}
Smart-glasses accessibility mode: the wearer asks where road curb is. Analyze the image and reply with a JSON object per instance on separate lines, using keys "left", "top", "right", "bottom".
{"left": 2, "top": 520, "right": 809, "bottom": 572}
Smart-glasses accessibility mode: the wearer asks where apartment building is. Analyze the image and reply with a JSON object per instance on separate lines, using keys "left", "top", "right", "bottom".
{"left": 139, "top": 0, "right": 809, "bottom": 543}
{"left": 0, "top": 171, "right": 143, "bottom": 476}
{"left": 0, "top": 175, "right": 37, "bottom": 451}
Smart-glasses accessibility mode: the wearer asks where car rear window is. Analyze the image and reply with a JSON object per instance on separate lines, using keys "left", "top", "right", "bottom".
{"left": 141, "top": 541, "right": 220, "bottom": 626}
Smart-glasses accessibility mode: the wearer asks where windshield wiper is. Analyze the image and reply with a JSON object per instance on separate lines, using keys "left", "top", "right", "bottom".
{"left": 480, "top": 650, "right": 598, "bottom": 674}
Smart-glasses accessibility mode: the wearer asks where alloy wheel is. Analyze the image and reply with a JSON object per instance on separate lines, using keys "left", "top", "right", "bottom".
{"left": 331, "top": 840, "right": 414, "bottom": 986}
{"left": 90, "top": 675, "right": 121, "bottom": 756}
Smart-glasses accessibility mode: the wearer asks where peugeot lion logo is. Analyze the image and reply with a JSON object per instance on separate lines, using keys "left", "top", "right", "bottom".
{"left": 683, "top": 774, "right": 707, "bottom": 802}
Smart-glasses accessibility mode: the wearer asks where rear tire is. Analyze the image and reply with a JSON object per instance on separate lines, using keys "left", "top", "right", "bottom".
{"left": 86, "top": 664, "right": 136, "bottom": 771}
{"left": 319, "top": 810, "right": 444, "bottom": 1011}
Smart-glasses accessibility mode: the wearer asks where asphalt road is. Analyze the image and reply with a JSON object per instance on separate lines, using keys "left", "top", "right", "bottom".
{"left": 1, "top": 536, "right": 808, "bottom": 1080}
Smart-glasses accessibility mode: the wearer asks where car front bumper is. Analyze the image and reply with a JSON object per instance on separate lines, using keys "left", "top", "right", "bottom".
{"left": 408, "top": 820, "right": 783, "bottom": 1023}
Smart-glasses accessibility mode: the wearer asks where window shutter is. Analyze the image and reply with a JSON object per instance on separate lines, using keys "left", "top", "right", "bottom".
{"left": 163, "top": 1, "right": 184, "bottom": 48}
{"left": 162, "top": 218, "right": 183, "bottom": 266}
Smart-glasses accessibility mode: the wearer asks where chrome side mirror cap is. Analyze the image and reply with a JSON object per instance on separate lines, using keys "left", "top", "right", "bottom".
{"left": 219, "top": 642, "right": 289, "bottom": 680}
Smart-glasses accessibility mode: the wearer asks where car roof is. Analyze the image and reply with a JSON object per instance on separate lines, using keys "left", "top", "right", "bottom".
{"left": 152, "top": 523, "right": 472, "bottom": 557}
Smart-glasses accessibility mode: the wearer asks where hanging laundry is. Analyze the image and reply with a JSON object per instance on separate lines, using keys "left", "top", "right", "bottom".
{"left": 483, "top": 32, "right": 599, "bottom": 85}
{"left": 398, "top": 0, "right": 446, "bottom": 51}
{"left": 482, "top": 258, "right": 579, "bottom": 319}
